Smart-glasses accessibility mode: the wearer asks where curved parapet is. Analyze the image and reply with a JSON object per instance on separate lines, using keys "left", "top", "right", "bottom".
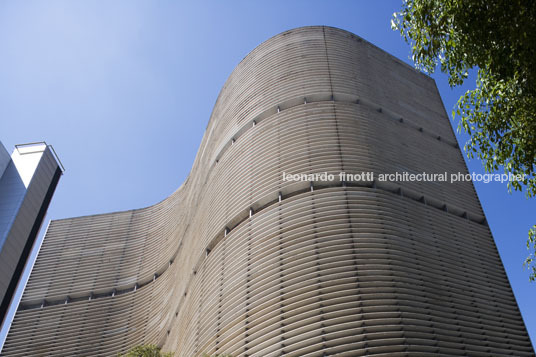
{"left": 2, "top": 26, "right": 533, "bottom": 356}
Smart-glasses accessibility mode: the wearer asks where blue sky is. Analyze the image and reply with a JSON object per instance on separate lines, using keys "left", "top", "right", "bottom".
{"left": 1, "top": 0, "right": 534, "bottom": 346}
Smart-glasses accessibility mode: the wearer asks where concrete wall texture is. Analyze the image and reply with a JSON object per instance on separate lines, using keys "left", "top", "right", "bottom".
{"left": 1, "top": 26, "right": 533, "bottom": 356}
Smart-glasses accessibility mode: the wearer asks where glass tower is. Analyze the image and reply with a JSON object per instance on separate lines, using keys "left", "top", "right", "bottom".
{"left": 0, "top": 142, "right": 62, "bottom": 329}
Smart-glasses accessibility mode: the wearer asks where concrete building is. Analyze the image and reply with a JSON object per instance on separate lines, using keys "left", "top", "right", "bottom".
{"left": 1, "top": 27, "right": 533, "bottom": 356}
{"left": 0, "top": 142, "right": 62, "bottom": 328}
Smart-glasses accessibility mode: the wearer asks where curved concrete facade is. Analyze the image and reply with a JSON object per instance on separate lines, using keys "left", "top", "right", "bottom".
{"left": 2, "top": 26, "right": 533, "bottom": 356}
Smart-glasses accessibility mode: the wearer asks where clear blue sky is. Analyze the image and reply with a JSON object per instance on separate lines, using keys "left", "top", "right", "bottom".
{"left": 1, "top": 0, "right": 534, "bottom": 346}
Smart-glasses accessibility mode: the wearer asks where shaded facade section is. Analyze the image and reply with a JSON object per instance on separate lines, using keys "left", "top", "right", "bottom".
{"left": 2, "top": 27, "right": 533, "bottom": 356}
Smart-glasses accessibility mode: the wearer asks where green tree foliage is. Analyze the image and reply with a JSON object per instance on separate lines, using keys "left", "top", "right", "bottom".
{"left": 526, "top": 226, "right": 536, "bottom": 281}
{"left": 119, "top": 344, "right": 174, "bottom": 357}
{"left": 392, "top": 0, "right": 536, "bottom": 280}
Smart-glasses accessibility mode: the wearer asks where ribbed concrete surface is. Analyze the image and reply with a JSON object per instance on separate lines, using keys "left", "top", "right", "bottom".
{"left": 2, "top": 26, "right": 533, "bottom": 356}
